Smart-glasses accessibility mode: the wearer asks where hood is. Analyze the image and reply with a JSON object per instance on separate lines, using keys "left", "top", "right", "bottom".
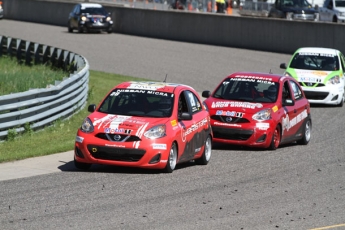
{"left": 89, "top": 113, "right": 168, "bottom": 135}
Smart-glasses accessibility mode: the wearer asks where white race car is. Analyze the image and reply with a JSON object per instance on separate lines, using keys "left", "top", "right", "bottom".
{"left": 280, "top": 47, "right": 345, "bottom": 106}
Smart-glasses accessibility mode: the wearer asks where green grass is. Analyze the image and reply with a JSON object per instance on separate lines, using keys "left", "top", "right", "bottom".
{"left": 0, "top": 63, "right": 147, "bottom": 163}
{"left": 0, "top": 56, "right": 68, "bottom": 96}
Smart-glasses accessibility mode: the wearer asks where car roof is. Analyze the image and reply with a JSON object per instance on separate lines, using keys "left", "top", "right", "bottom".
{"left": 296, "top": 47, "right": 339, "bottom": 55}
{"left": 114, "top": 81, "right": 194, "bottom": 93}
{"left": 80, "top": 3, "right": 103, "bottom": 9}
{"left": 227, "top": 72, "right": 284, "bottom": 82}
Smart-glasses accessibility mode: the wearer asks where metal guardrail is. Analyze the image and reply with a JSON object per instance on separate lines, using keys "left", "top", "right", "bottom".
{"left": 239, "top": 1, "right": 273, "bottom": 17}
{"left": 0, "top": 35, "right": 89, "bottom": 141}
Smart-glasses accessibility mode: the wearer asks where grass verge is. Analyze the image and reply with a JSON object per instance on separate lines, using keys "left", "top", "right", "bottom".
{"left": 0, "top": 69, "right": 146, "bottom": 163}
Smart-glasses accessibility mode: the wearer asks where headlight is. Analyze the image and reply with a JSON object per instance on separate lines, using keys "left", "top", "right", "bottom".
{"left": 81, "top": 117, "right": 94, "bottom": 133}
{"left": 106, "top": 17, "right": 111, "bottom": 22}
{"left": 327, "top": 75, "right": 341, "bottom": 85}
{"left": 252, "top": 109, "right": 272, "bottom": 121}
{"left": 144, "top": 125, "right": 166, "bottom": 139}
{"left": 338, "top": 12, "right": 345, "bottom": 17}
{"left": 81, "top": 16, "right": 87, "bottom": 21}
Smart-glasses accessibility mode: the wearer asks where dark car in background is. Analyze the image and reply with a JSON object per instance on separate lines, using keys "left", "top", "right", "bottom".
{"left": 268, "top": 0, "right": 319, "bottom": 21}
{"left": 68, "top": 3, "right": 113, "bottom": 33}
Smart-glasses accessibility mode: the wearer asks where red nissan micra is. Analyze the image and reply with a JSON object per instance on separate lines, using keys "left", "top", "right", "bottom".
{"left": 202, "top": 72, "right": 312, "bottom": 150}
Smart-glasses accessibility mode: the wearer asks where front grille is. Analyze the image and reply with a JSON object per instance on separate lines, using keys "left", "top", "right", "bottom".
{"left": 303, "top": 91, "right": 329, "bottom": 100}
{"left": 212, "top": 127, "right": 253, "bottom": 141}
{"left": 88, "top": 145, "right": 146, "bottom": 162}
{"left": 211, "top": 115, "right": 250, "bottom": 123}
{"left": 299, "top": 82, "right": 326, "bottom": 87}
{"left": 95, "top": 133, "right": 141, "bottom": 142}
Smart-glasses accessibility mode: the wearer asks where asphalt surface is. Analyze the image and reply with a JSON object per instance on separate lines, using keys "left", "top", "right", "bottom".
{"left": 1, "top": 20, "right": 345, "bottom": 230}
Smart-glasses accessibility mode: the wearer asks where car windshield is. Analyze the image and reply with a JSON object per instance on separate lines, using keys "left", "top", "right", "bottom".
{"left": 289, "top": 52, "right": 339, "bottom": 71}
{"left": 98, "top": 89, "right": 175, "bottom": 118}
{"left": 81, "top": 7, "right": 107, "bottom": 15}
{"left": 212, "top": 76, "right": 279, "bottom": 103}
{"left": 335, "top": 0, "right": 345, "bottom": 7}
{"left": 283, "top": 0, "right": 311, "bottom": 7}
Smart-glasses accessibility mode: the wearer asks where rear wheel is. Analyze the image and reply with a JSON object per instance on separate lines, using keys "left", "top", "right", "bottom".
{"left": 195, "top": 135, "right": 212, "bottom": 165}
{"left": 74, "top": 157, "right": 92, "bottom": 170}
{"left": 268, "top": 125, "right": 281, "bottom": 150}
{"left": 297, "top": 119, "right": 311, "bottom": 145}
{"left": 163, "top": 143, "right": 177, "bottom": 173}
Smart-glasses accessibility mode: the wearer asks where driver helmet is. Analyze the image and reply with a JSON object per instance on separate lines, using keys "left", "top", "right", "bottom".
{"left": 267, "top": 85, "right": 277, "bottom": 101}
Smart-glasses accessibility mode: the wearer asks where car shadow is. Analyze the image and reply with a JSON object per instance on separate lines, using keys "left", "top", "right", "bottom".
{"left": 58, "top": 160, "right": 196, "bottom": 174}
{"left": 212, "top": 141, "right": 299, "bottom": 152}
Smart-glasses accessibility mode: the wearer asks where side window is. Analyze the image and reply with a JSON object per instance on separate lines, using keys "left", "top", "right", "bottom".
{"left": 185, "top": 91, "right": 202, "bottom": 114}
{"left": 289, "top": 80, "right": 303, "bottom": 100}
{"left": 340, "top": 54, "right": 345, "bottom": 72}
{"left": 282, "top": 81, "right": 292, "bottom": 101}
{"left": 178, "top": 92, "right": 189, "bottom": 117}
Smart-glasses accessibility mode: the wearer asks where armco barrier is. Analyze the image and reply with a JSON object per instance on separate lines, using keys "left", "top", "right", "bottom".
{"left": 0, "top": 35, "right": 89, "bottom": 140}
{"left": 2, "top": 0, "right": 345, "bottom": 54}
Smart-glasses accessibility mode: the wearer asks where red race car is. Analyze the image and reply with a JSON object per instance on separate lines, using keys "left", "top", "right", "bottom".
{"left": 202, "top": 72, "right": 312, "bottom": 150}
{"left": 75, "top": 81, "right": 213, "bottom": 173}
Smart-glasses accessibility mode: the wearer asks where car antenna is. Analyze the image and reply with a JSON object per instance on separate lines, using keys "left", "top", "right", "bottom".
{"left": 163, "top": 74, "right": 167, "bottom": 83}
{"left": 269, "top": 69, "right": 273, "bottom": 74}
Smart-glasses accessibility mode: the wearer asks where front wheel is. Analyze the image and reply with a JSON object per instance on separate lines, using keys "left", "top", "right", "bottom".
{"left": 163, "top": 143, "right": 178, "bottom": 173}
{"left": 268, "top": 125, "right": 281, "bottom": 150}
{"left": 195, "top": 135, "right": 212, "bottom": 165}
{"left": 68, "top": 22, "right": 73, "bottom": 33}
{"left": 297, "top": 119, "right": 311, "bottom": 145}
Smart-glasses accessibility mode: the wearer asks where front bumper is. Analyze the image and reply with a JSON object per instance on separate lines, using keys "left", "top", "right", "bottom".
{"left": 75, "top": 131, "right": 170, "bottom": 169}
{"left": 211, "top": 120, "right": 275, "bottom": 148}
{"left": 79, "top": 21, "right": 113, "bottom": 31}
{"left": 302, "top": 85, "right": 344, "bottom": 105}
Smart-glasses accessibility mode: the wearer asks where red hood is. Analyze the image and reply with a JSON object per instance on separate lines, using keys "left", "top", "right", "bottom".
{"left": 89, "top": 112, "right": 168, "bottom": 135}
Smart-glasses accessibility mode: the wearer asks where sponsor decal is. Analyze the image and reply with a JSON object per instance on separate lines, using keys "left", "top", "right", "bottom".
{"left": 105, "top": 144, "right": 125, "bottom": 148}
{"left": 181, "top": 118, "right": 208, "bottom": 142}
{"left": 282, "top": 109, "right": 308, "bottom": 132}
{"left": 216, "top": 110, "right": 243, "bottom": 117}
{"left": 299, "top": 52, "right": 335, "bottom": 57}
{"left": 256, "top": 123, "right": 269, "bottom": 130}
{"left": 110, "top": 89, "right": 169, "bottom": 97}
{"left": 127, "top": 82, "right": 179, "bottom": 91}
{"left": 76, "top": 136, "right": 84, "bottom": 143}
{"left": 104, "top": 128, "right": 131, "bottom": 134}
{"left": 272, "top": 105, "right": 278, "bottom": 113}
{"left": 171, "top": 120, "right": 177, "bottom": 127}
{"left": 214, "top": 122, "right": 241, "bottom": 127}
{"left": 211, "top": 101, "right": 263, "bottom": 109}
{"left": 195, "top": 147, "right": 201, "bottom": 153}
{"left": 152, "top": 143, "right": 167, "bottom": 150}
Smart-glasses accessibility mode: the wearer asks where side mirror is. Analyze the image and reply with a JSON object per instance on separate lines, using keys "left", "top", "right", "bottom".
{"left": 179, "top": 112, "right": 192, "bottom": 121}
{"left": 202, "top": 90, "right": 211, "bottom": 98}
{"left": 88, "top": 104, "right": 96, "bottom": 112}
{"left": 280, "top": 63, "right": 287, "bottom": 69}
{"left": 282, "top": 99, "right": 294, "bottom": 106}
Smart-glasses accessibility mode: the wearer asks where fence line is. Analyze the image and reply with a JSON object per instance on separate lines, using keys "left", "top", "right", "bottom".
{"left": 0, "top": 35, "right": 89, "bottom": 141}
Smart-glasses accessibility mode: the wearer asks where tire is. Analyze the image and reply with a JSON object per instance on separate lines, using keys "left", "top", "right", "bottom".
{"left": 163, "top": 143, "right": 177, "bottom": 173}
{"left": 77, "top": 26, "right": 83, "bottom": 33}
{"left": 74, "top": 157, "right": 92, "bottom": 170}
{"left": 333, "top": 16, "right": 338, "bottom": 23}
{"left": 297, "top": 119, "right": 312, "bottom": 145}
{"left": 337, "top": 91, "right": 344, "bottom": 107}
{"left": 268, "top": 125, "right": 281, "bottom": 150}
{"left": 195, "top": 135, "right": 212, "bottom": 165}
{"left": 68, "top": 22, "right": 73, "bottom": 33}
